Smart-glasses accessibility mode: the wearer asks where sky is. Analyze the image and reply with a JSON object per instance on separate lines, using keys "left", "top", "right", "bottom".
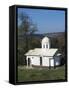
{"left": 18, "top": 8, "right": 65, "bottom": 34}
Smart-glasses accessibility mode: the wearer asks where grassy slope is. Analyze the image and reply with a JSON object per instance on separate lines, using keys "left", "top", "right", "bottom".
{"left": 18, "top": 65, "right": 65, "bottom": 82}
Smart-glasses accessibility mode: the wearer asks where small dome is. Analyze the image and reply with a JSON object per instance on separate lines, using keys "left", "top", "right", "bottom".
{"left": 57, "top": 53, "right": 62, "bottom": 56}
{"left": 42, "top": 37, "right": 50, "bottom": 43}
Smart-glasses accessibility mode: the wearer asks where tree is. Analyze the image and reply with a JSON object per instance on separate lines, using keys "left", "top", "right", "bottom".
{"left": 51, "top": 37, "right": 58, "bottom": 48}
{"left": 18, "top": 12, "right": 38, "bottom": 65}
{"left": 18, "top": 12, "right": 37, "bottom": 51}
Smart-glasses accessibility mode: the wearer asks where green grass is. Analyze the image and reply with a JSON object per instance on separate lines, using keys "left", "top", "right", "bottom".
{"left": 17, "top": 65, "right": 65, "bottom": 82}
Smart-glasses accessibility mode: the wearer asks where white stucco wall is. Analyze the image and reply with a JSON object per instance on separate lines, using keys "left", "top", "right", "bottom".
{"left": 27, "top": 56, "right": 40, "bottom": 66}
{"left": 31, "top": 56, "right": 40, "bottom": 65}
{"left": 31, "top": 56, "right": 50, "bottom": 66}
{"left": 26, "top": 55, "right": 60, "bottom": 67}
{"left": 42, "top": 57, "right": 49, "bottom": 66}
{"left": 50, "top": 58, "right": 54, "bottom": 66}
{"left": 27, "top": 56, "right": 49, "bottom": 66}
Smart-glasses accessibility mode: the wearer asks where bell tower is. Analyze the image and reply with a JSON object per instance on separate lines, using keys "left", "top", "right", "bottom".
{"left": 41, "top": 37, "right": 50, "bottom": 49}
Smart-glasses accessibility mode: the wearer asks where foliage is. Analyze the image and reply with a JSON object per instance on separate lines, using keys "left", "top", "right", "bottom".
{"left": 18, "top": 12, "right": 38, "bottom": 65}
{"left": 50, "top": 33, "right": 65, "bottom": 56}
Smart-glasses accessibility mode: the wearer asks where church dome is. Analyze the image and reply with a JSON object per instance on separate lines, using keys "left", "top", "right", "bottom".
{"left": 42, "top": 37, "right": 50, "bottom": 43}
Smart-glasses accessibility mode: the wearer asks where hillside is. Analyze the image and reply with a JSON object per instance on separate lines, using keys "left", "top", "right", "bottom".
{"left": 18, "top": 32, "right": 65, "bottom": 39}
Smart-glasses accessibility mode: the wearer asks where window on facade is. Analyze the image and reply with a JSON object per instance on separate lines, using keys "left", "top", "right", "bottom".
{"left": 40, "top": 57, "right": 42, "bottom": 66}
{"left": 28, "top": 58, "right": 30, "bottom": 66}
{"left": 43, "top": 45, "right": 45, "bottom": 48}
{"left": 46, "top": 44, "right": 48, "bottom": 48}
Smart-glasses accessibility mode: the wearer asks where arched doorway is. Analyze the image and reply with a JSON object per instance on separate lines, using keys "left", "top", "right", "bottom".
{"left": 40, "top": 57, "right": 42, "bottom": 66}
{"left": 28, "top": 58, "right": 30, "bottom": 66}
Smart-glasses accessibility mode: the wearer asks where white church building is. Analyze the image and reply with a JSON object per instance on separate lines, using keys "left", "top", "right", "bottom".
{"left": 25, "top": 37, "right": 62, "bottom": 68}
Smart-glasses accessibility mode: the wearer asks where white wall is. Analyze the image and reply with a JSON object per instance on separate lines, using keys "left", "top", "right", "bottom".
{"left": 27, "top": 56, "right": 61, "bottom": 67}
{"left": 50, "top": 58, "right": 54, "bottom": 66}
{"left": 27, "top": 56, "right": 50, "bottom": 66}
{"left": 42, "top": 57, "right": 49, "bottom": 66}
{"left": 31, "top": 56, "right": 40, "bottom": 65}
{"left": 27, "top": 56, "right": 40, "bottom": 66}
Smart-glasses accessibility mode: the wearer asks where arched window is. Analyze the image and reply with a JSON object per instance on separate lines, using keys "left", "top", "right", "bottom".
{"left": 46, "top": 44, "right": 48, "bottom": 48}
{"left": 43, "top": 45, "right": 45, "bottom": 48}
{"left": 40, "top": 57, "right": 42, "bottom": 66}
